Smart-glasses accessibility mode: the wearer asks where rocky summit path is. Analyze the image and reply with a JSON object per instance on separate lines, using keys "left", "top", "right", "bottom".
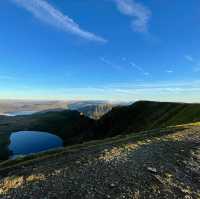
{"left": 0, "top": 125, "right": 200, "bottom": 199}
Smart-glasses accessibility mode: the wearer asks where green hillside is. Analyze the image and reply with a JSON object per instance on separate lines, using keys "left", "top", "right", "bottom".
{"left": 96, "top": 101, "right": 200, "bottom": 137}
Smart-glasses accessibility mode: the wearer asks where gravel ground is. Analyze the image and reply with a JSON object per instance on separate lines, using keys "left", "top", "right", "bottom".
{"left": 0, "top": 125, "right": 200, "bottom": 199}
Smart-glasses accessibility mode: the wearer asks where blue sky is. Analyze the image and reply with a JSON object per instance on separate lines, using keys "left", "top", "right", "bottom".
{"left": 0, "top": 0, "right": 200, "bottom": 102}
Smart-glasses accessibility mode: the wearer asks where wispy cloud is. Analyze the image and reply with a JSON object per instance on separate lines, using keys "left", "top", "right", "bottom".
{"left": 130, "top": 62, "right": 150, "bottom": 76}
{"left": 166, "top": 70, "right": 173, "bottom": 73}
{"left": 113, "top": 0, "right": 151, "bottom": 33}
{"left": 185, "top": 55, "right": 194, "bottom": 62}
{"left": 12, "top": 0, "right": 107, "bottom": 43}
{"left": 41, "top": 80, "right": 200, "bottom": 102}
{"left": 3, "top": 80, "right": 200, "bottom": 102}
{"left": 184, "top": 55, "right": 200, "bottom": 72}
{"left": 100, "top": 57, "right": 122, "bottom": 70}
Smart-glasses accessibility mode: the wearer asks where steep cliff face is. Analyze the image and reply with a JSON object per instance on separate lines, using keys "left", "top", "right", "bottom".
{"left": 76, "top": 104, "right": 114, "bottom": 119}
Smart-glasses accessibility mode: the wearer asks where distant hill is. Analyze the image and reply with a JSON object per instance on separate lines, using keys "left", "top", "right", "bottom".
{"left": 66, "top": 100, "right": 109, "bottom": 110}
{"left": 0, "top": 100, "right": 127, "bottom": 119}
{"left": 95, "top": 101, "right": 200, "bottom": 137}
{"left": 0, "top": 100, "right": 68, "bottom": 116}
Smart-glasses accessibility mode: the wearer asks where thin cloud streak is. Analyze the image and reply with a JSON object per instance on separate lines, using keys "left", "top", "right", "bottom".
{"left": 34, "top": 81, "right": 200, "bottom": 102}
{"left": 185, "top": 55, "right": 200, "bottom": 72}
{"left": 166, "top": 70, "right": 173, "bottom": 73}
{"left": 3, "top": 81, "right": 200, "bottom": 102}
{"left": 130, "top": 62, "right": 150, "bottom": 76}
{"left": 100, "top": 57, "right": 122, "bottom": 70}
{"left": 12, "top": 0, "right": 107, "bottom": 43}
{"left": 185, "top": 55, "right": 194, "bottom": 62}
{"left": 113, "top": 0, "right": 151, "bottom": 32}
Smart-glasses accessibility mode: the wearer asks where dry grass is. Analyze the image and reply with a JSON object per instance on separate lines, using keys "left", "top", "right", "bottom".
{"left": 173, "top": 122, "right": 200, "bottom": 128}
{"left": 99, "top": 147, "right": 125, "bottom": 162}
{"left": 0, "top": 174, "right": 45, "bottom": 194}
{"left": 98, "top": 124, "right": 198, "bottom": 163}
{"left": 26, "top": 174, "right": 45, "bottom": 183}
{"left": 98, "top": 138, "right": 152, "bottom": 162}
{"left": 0, "top": 176, "right": 24, "bottom": 194}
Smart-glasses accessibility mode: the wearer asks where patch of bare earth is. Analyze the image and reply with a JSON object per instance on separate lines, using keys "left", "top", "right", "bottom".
{"left": 0, "top": 126, "right": 200, "bottom": 199}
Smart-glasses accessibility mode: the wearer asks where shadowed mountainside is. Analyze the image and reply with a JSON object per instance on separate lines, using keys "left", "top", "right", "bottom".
{"left": 0, "top": 110, "right": 95, "bottom": 145}
{"left": 95, "top": 101, "right": 200, "bottom": 138}
{"left": 0, "top": 110, "right": 95, "bottom": 160}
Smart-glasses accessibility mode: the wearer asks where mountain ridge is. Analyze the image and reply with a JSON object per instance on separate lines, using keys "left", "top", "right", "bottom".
{"left": 95, "top": 100, "right": 200, "bottom": 138}
{"left": 1, "top": 100, "right": 200, "bottom": 160}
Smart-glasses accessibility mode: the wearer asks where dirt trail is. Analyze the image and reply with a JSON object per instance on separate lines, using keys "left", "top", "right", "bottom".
{"left": 0, "top": 126, "right": 200, "bottom": 199}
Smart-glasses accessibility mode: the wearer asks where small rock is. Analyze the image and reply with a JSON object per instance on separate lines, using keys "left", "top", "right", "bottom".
{"left": 110, "top": 183, "right": 115, "bottom": 188}
{"left": 147, "top": 167, "right": 157, "bottom": 173}
{"left": 184, "top": 195, "right": 192, "bottom": 199}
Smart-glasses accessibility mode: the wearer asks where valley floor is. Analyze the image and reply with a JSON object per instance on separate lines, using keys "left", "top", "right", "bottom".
{"left": 0, "top": 124, "right": 200, "bottom": 199}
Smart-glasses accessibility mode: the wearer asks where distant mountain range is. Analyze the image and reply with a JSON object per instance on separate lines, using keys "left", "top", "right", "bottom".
{"left": 0, "top": 100, "right": 68, "bottom": 116}
{"left": 66, "top": 100, "right": 133, "bottom": 119}
{"left": 0, "top": 100, "right": 129, "bottom": 119}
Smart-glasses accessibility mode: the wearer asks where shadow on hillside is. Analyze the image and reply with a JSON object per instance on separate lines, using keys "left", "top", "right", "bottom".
{"left": 0, "top": 133, "right": 12, "bottom": 161}
{"left": 0, "top": 128, "right": 199, "bottom": 199}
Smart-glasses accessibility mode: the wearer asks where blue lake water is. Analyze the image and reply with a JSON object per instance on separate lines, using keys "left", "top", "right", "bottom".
{"left": 9, "top": 131, "right": 63, "bottom": 158}
{"left": 5, "top": 111, "right": 37, "bottom": 116}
